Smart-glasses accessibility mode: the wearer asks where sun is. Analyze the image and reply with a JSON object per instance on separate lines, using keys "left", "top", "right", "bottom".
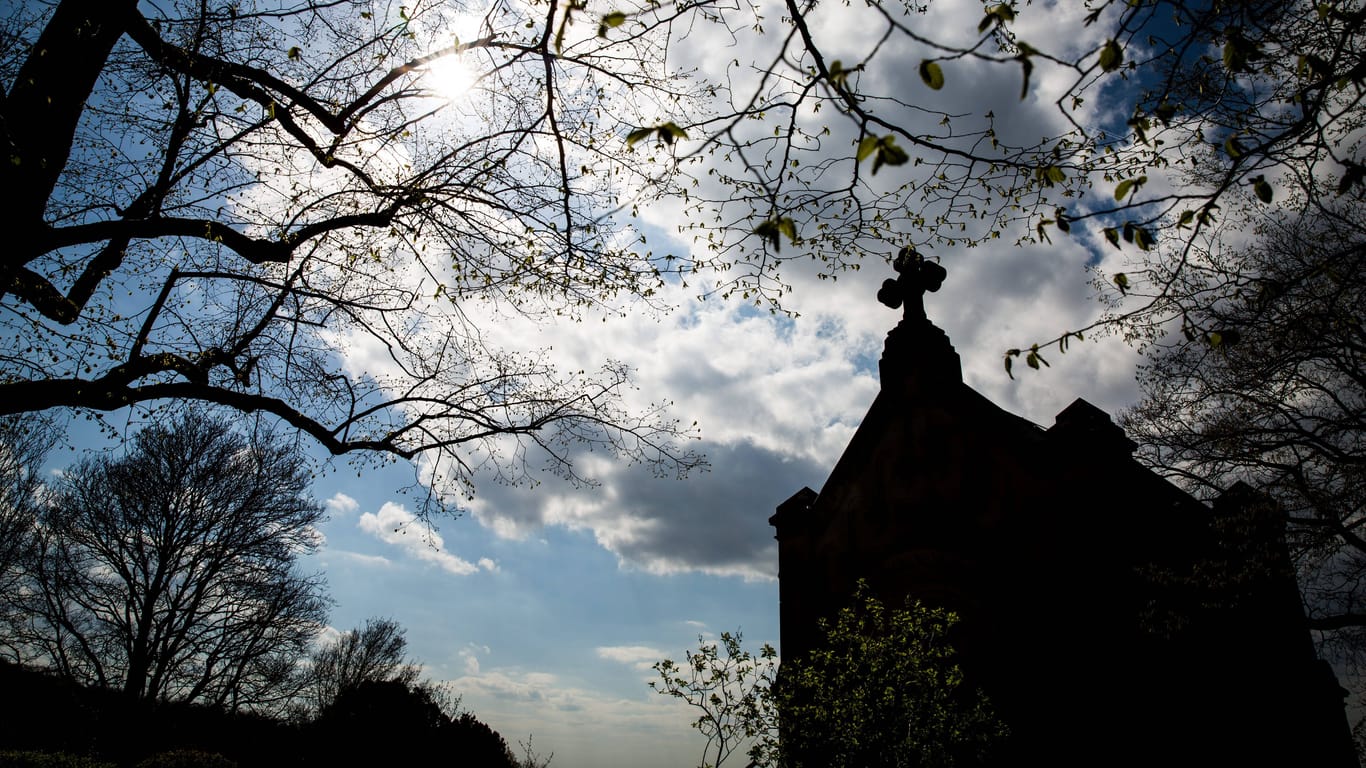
{"left": 424, "top": 54, "right": 477, "bottom": 101}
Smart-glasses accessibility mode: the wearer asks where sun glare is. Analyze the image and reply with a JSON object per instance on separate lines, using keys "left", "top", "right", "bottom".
{"left": 425, "top": 55, "right": 477, "bottom": 101}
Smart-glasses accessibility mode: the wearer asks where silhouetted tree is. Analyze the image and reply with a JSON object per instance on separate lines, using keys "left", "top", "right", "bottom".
{"left": 3, "top": 412, "right": 328, "bottom": 711}
{"left": 315, "top": 679, "right": 516, "bottom": 768}
{"left": 0, "top": 0, "right": 705, "bottom": 511}
{"left": 0, "top": 415, "right": 58, "bottom": 661}
{"left": 1122, "top": 201, "right": 1366, "bottom": 675}
{"left": 303, "top": 617, "right": 421, "bottom": 715}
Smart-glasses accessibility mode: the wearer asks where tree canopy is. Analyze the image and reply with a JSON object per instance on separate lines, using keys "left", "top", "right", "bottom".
{"left": 303, "top": 617, "right": 423, "bottom": 715}
{"left": 1122, "top": 198, "right": 1366, "bottom": 677}
{"left": 1, "top": 0, "right": 706, "bottom": 506}
{"left": 0, "top": 412, "right": 328, "bottom": 712}
{"left": 4, "top": 0, "right": 1361, "bottom": 504}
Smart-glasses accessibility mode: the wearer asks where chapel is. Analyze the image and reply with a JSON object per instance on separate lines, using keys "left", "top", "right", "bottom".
{"left": 769, "top": 249, "right": 1357, "bottom": 766}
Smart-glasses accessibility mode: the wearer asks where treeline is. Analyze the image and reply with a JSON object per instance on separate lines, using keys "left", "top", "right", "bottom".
{"left": 0, "top": 659, "right": 524, "bottom": 768}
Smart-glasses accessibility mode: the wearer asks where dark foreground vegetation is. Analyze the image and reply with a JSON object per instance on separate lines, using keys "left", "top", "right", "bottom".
{"left": 0, "top": 660, "right": 526, "bottom": 768}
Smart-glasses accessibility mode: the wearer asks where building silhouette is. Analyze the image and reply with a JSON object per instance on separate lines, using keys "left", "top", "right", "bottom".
{"left": 769, "top": 250, "right": 1356, "bottom": 766}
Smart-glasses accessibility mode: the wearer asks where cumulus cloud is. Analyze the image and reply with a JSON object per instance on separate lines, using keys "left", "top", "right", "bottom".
{"left": 596, "top": 645, "right": 668, "bottom": 671}
{"left": 446, "top": 666, "right": 703, "bottom": 768}
{"left": 463, "top": 438, "right": 823, "bottom": 580}
{"left": 304, "top": 0, "right": 1147, "bottom": 588}
{"left": 357, "top": 501, "right": 497, "bottom": 576}
{"left": 326, "top": 492, "right": 360, "bottom": 517}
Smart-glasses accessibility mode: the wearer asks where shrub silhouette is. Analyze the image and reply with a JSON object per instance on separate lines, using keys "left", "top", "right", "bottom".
{"left": 134, "top": 751, "right": 236, "bottom": 768}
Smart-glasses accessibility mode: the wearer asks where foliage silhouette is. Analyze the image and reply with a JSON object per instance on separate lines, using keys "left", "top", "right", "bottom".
{"left": 0, "top": 0, "right": 704, "bottom": 510}
{"left": 302, "top": 617, "right": 422, "bottom": 716}
{"left": 1, "top": 411, "right": 328, "bottom": 711}
{"left": 652, "top": 584, "right": 1003, "bottom": 768}
{"left": 1122, "top": 200, "right": 1366, "bottom": 678}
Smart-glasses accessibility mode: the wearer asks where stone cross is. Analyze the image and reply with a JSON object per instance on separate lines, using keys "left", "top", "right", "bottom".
{"left": 876, "top": 246, "right": 946, "bottom": 321}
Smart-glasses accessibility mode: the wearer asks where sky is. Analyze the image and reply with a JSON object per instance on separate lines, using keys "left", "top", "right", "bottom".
{"left": 35, "top": 0, "right": 1162, "bottom": 766}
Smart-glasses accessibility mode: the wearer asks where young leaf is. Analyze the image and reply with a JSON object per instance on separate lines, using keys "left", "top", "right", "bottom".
{"left": 1252, "top": 175, "right": 1273, "bottom": 203}
{"left": 1114, "top": 175, "right": 1146, "bottom": 201}
{"left": 287, "top": 46, "right": 301, "bottom": 60}
{"left": 1133, "top": 227, "right": 1155, "bottom": 251}
{"left": 659, "top": 122, "right": 688, "bottom": 144}
{"left": 598, "top": 11, "right": 627, "bottom": 37}
{"left": 1113, "top": 272, "right": 1129, "bottom": 294}
{"left": 1099, "top": 40, "right": 1123, "bottom": 72}
{"left": 1103, "top": 227, "right": 1120, "bottom": 249}
{"left": 919, "top": 60, "right": 945, "bottom": 90}
{"left": 625, "top": 127, "right": 653, "bottom": 147}
{"left": 872, "top": 136, "right": 909, "bottom": 174}
{"left": 856, "top": 136, "right": 879, "bottom": 163}
{"left": 1004, "top": 349, "right": 1020, "bottom": 379}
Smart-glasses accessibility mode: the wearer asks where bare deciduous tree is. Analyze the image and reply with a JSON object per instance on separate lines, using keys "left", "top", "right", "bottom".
{"left": 304, "top": 616, "right": 423, "bottom": 715}
{"left": 1122, "top": 200, "right": 1366, "bottom": 676}
{"left": 1, "top": 0, "right": 706, "bottom": 508}
{"left": 3, "top": 412, "right": 329, "bottom": 712}
{"left": 0, "top": 414, "right": 59, "bottom": 661}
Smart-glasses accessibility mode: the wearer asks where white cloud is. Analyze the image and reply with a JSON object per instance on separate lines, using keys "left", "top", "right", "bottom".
{"left": 298, "top": 0, "right": 1148, "bottom": 587}
{"left": 596, "top": 645, "right": 668, "bottom": 671}
{"left": 446, "top": 666, "right": 704, "bottom": 768}
{"left": 324, "top": 550, "right": 393, "bottom": 568}
{"left": 326, "top": 492, "right": 359, "bottom": 517}
{"left": 357, "top": 501, "right": 488, "bottom": 576}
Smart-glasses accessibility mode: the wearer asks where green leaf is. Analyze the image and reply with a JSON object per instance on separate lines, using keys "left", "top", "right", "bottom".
{"left": 919, "top": 60, "right": 944, "bottom": 90}
{"left": 872, "top": 136, "right": 909, "bottom": 175}
{"left": 1113, "top": 272, "right": 1129, "bottom": 294}
{"left": 1003, "top": 349, "right": 1020, "bottom": 379}
{"left": 1223, "top": 136, "right": 1245, "bottom": 158}
{"left": 598, "top": 11, "right": 627, "bottom": 37}
{"left": 625, "top": 127, "right": 653, "bottom": 147}
{"left": 1177, "top": 210, "right": 1195, "bottom": 228}
{"left": 1132, "top": 226, "right": 1155, "bottom": 251}
{"left": 658, "top": 122, "right": 688, "bottom": 144}
{"left": 1114, "top": 175, "right": 1145, "bottom": 201}
{"left": 287, "top": 46, "right": 301, "bottom": 60}
{"left": 829, "top": 60, "right": 857, "bottom": 89}
{"left": 1252, "top": 175, "right": 1273, "bottom": 203}
{"left": 1103, "top": 227, "right": 1120, "bottom": 249}
{"left": 856, "top": 136, "right": 879, "bottom": 163}
{"left": 753, "top": 217, "right": 798, "bottom": 251}
{"left": 1099, "top": 40, "right": 1123, "bottom": 72}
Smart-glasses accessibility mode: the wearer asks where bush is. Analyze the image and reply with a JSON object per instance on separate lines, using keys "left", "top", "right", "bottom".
{"left": 0, "top": 752, "right": 117, "bottom": 768}
{"left": 134, "top": 751, "right": 237, "bottom": 768}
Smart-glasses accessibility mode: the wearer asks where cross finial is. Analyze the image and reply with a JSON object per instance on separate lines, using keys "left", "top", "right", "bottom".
{"left": 876, "top": 246, "right": 946, "bottom": 321}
